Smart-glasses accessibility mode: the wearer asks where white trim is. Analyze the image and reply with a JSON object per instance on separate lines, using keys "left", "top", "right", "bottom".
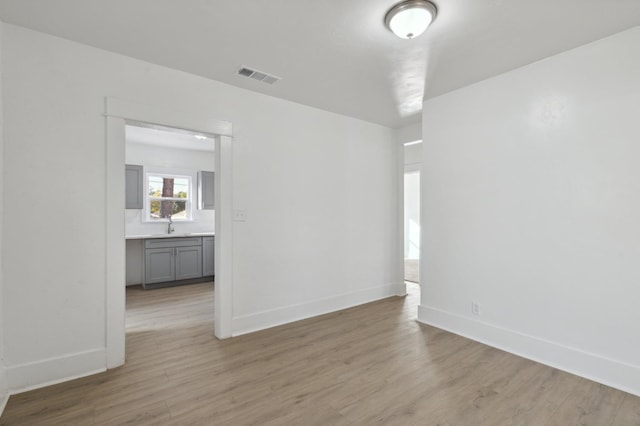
{"left": 0, "top": 361, "right": 7, "bottom": 417}
{"left": 403, "top": 140, "right": 422, "bottom": 146}
{"left": 214, "top": 135, "right": 234, "bottom": 338}
{"left": 6, "top": 349, "right": 106, "bottom": 394}
{"left": 232, "top": 284, "right": 404, "bottom": 336}
{"left": 417, "top": 304, "right": 640, "bottom": 398}
{"left": 106, "top": 115, "right": 126, "bottom": 368}
{"left": 105, "top": 97, "right": 232, "bottom": 137}
{"left": 0, "top": 394, "right": 7, "bottom": 418}
{"left": 395, "top": 138, "right": 407, "bottom": 296}
{"left": 105, "top": 97, "right": 235, "bottom": 369}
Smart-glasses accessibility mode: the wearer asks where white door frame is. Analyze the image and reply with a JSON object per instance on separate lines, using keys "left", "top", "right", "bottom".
{"left": 104, "top": 97, "right": 234, "bottom": 368}
{"left": 395, "top": 139, "right": 407, "bottom": 296}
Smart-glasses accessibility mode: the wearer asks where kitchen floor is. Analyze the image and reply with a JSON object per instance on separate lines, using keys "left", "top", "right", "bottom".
{"left": 126, "top": 282, "right": 214, "bottom": 332}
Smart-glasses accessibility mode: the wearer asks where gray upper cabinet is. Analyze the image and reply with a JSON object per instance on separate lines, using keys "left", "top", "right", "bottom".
{"left": 125, "top": 164, "right": 144, "bottom": 209}
{"left": 198, "top": 171, "right": 215, "bottom": 210}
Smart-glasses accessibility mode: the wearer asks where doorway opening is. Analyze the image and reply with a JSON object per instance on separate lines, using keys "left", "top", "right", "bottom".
{"left": 404, "top": 170, "right": 420, "bottom": 283}
{"left": 105, "top": 97, "right": 234, "bottom": 369}
{"left": 403, "top": 140, "right": 421, "bottom": 293}
{"left": 124, "top": 123, "right": 216, "bottom": 338}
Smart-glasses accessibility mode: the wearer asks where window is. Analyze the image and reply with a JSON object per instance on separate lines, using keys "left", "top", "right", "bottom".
{"left": 145, "top": 173, "right": 192, "bottom": 221}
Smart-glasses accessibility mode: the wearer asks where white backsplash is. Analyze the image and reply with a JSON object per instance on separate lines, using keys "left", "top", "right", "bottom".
{"left": 125, "top": 209, "right": 215, "bottom": 236}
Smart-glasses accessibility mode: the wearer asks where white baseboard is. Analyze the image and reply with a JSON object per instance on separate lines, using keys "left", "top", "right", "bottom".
{"left": 418, "top": 305, "right": 640, "bottom": 398}
{"left": 232, "top": 283, "right": 404, "bottom": 336}
{"left": 392, "top": 282, "right": 407, "bottom": 296}
{"left": 0, "top": 362, "right": 8, "bottom": 417}
{"left": 7, "top": 349, "right": 106, "bottom": 394}
{"left": 0, "top": 393, "right": 8, "bottom": 419}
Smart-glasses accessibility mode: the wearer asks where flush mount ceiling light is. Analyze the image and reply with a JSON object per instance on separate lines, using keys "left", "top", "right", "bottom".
{"left": 385, "top": 0, "right": 437, "bottom": 39}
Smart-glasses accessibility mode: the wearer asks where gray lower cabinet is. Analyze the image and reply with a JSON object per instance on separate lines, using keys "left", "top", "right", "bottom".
{"left": 145, "top": 248, "right": 175, "bottom": 284}
{"left": 144, "top": 237, "right": 204, "bottom": 288}
{"left": 175, "top": 246, "right": 203, "bottom": 280}
{"left": 202, "top": 236, "right": 215, "bottom": 277}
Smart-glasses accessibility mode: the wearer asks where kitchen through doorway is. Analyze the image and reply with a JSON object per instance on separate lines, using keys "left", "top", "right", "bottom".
{"left": 124, "top": 123, "right": 216, "bottom": 335}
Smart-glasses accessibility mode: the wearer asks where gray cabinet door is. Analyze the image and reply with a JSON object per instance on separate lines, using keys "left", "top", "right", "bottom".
{"left": 175, "top": 246, "right": 203, "bottom": 280}
{"left": 202, "top": 236, "right": 215, "bottom": 277}
{"left": 198, "top": 171, "right": 215, "bottom": 210}
{"left": 145, "top": 248, "right": 175, "bottom": 284}
{"left": 125, "top": 164, "right": 144, "bottom": 209}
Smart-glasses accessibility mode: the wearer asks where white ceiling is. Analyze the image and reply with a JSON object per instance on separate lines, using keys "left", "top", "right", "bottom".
{"left": 1, "top": 0, "right": 639, "bottom": 128}
{"left": 126, "top": 124, "right": 215, "bottom": 152}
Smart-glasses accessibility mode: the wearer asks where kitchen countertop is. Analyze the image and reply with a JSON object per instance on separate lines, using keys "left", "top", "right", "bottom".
{"left": 125, "top": 232, "right": 215, "bottom": 240}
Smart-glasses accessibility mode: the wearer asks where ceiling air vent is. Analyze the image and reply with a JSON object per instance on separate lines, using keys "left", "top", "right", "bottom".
{"left": 237, "top": 66, "right": 281, "bottom": 85}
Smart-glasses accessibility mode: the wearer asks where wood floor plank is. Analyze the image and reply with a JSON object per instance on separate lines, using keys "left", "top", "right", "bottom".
{"left": 1, "top": 281, "right": 639, "bottom": 425}
{"left": 613, "top": 394, "right": 640, "bottom": 426}
{"left": 46, "top": 406, "right": 96, "bottom": 426}
{"left": 94, "top": 400, "right": 172, "bottom": 426}
{"left": 478, "top": 366, "right": 579, "bottom": 424}
{"left": 548, "top": 380, "right": 627, "bottom": 426}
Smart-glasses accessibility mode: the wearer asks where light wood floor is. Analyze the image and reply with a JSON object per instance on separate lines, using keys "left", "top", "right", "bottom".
{"left": 2, "top": 282, "right": 639, "bottom": 425}
{"left": 405, "top": 258, "right": 419, "bottom": 283}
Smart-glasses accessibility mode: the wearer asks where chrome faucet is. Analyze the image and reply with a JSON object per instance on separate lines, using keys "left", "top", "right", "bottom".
{"left": 167, "top": 215, "right": 175, "bottom": 234}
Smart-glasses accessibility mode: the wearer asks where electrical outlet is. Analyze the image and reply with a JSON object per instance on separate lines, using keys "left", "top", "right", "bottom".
{"left": 233, "top": 209, "right": 246, "bottom": 222}
{"left": 471, "top": 302, "right": 481, "bottom": 316}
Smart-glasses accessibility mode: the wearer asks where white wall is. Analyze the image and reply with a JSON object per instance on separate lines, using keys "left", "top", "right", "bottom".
{"left": 1, "top": 24, "right": 399, "bottom": 392}
{"left": 419, "top": 27, "right": 640, "bottom": 396}
{"left": 404, "top": 143, "right": 422, "bottom": 169}
{"left": 0, "top": 20, "right": 9, "bottom": 414}
{"left": 395, "top": 122, "right": 421, "bottom": 146}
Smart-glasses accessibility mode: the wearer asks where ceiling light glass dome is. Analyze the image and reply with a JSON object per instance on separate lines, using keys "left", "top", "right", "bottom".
{"left": 385, "top": 0, "right": 437, "bottom": 39}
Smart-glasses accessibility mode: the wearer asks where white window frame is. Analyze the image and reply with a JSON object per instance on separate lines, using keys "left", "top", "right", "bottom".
{"left": 144, "top": 170, "right": 194, "bottom": 222}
